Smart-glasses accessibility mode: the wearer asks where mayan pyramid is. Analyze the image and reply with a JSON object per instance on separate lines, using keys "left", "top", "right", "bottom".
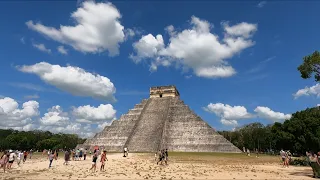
{"left": 78, "top": 86, "right": 241, "bottom": 153}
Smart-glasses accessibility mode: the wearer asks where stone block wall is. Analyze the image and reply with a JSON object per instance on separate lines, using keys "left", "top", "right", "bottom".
{"left": 80, "top": 99, "right": 149, "bottom": 151}
{"left": 125, "top": 97, "right": 171, "bottom": 152}
{"left": 162, "top": 97, "right": 242, "bottom": 153}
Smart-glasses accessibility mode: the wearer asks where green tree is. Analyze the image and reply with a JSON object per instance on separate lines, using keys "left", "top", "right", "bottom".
{"left": 298, "top": 51, "right": 320, "bottom": 81}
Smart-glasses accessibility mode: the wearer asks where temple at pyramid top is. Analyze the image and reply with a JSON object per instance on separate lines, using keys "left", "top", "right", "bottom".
{"left": 77, "top": 85, "right": 241, "bottom": 153}
{"left": 150, "top": 85, "right": 180, "bottom": 98}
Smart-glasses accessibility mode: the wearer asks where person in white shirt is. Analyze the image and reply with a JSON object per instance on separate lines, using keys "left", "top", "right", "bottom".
{"left": 17, "top": 151, "right": 23, "bottom": 166}
{"left": 7, "top": 150, "right": 16, "bottom": 169}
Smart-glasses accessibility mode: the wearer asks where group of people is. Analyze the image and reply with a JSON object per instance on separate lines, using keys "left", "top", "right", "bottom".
{"left": 0, "top": 147, "right": 169, "bottom": 173}
{"left": 280, "top": 149, "right": 292, "bottom": 168}
{"left": 71, "top": 149, "right": 88, "bottom": 161}
{"left": 0, "top": 149, "right": 33, "bottom": 172}
{"left": 89, "top": 149, "right": 108, "bottom": 172}
{"left": 155, "top": 149, "right": 169, "bottom": 165}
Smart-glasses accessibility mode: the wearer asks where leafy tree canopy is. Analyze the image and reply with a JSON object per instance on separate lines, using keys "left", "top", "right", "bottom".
{"left": 0, "top": 129, "right": 86, "bottom": 151}
{"left": 298, "top": 51, "right": 320, "bottom": 81}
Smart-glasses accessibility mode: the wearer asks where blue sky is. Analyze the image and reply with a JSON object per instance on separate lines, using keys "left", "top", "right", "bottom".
{"left": 0, "top": 0, "right": 320, "bottom": 137}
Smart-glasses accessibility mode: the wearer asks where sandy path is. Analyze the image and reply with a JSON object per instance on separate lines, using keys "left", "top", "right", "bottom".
{"left": 1, "top": 153, "right": 314, "bottom": 179}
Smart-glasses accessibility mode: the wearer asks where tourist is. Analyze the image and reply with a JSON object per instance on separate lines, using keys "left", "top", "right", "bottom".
{"left": 23, "top": 151, "right": 28, "bottom": 163}
{"left": 157, "top": 150, "right": 163, "bottom": 165}
{"left": 100, "top": 150, "right": 108, "bottom": 171}
{"left": 7, "top": 150, "right": 16, "bottom": 169}
{"left": 64, "top": 150, "right": 70, "bottom": 165}
{"left": 307, "top": 151, "right": 320, "bottom": 178}
{"left": 123, "top": 147, "right": 127, "bottom": 157}
{"left": 29, "top": 149, "right": 33, "bottom": 159}
{"left": 71, "top": 150, "right": 75, "bottom": 161}
{"left": 17, "top": 151, "right": 23, "bottom": 166}
{"left": 280, "top": 149, "right": 288, "bottom": 168}
{"left": 89, "top": 150, "right": 98, "bottom": 172}
{"left": 83, "top": 149, "right": 87, "bottom": 160}
{"left": 0, "top": 151, "right": 9, "bottom": 173}
{"left": 247, "top": 149, "right": 250, "bottom": 156}
{"left": 48, "top": 151, "right": 55, "bottom": 168}
{"left": 154, "top": 152, "right": 157, "bottom": 162}
{"left": 164, "top": 149, "right": 168, "bottom": 164}
{"left": 287, "top": 150, "right": 292, "bottom": 163}
{"left": 75, "top": 149, "right": 80, "bottom": 161}
{"left": 79, "top": 149, "right": 83, "bottom": 160}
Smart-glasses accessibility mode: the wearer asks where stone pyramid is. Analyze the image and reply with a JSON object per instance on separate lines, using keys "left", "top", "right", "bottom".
{"left": 79, "top": 86, "right": 241, "bottom": 153}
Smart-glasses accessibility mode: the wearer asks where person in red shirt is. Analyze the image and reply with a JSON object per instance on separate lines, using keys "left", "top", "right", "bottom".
{"left": 100, "top": 150, "right": 108, "bottom": 171}
{"left": 23, "top": 151, "right": 28, "bottom": 163}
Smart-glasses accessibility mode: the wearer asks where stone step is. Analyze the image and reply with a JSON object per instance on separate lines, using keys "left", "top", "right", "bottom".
{"left": 127, "top": 109, "right": 143, "bottom": 115}
{"left": 165, "top": 144, "right": 241, "bottom": 152}
{"left": 126, "top": 98, "right": 171, "bottom": 152}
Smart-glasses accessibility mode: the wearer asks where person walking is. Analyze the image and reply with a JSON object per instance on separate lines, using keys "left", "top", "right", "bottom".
{"left": 64, "top": 150, "right": 70, "bottom": 165}
{"left": 7, "top": 150, "right": 16, "bottom": 169}
{"left": 23, "top": 151, "right": 28, "bottom": 163}
{"left": 29, "top": 149, "right": 33, "bottom": 159}
{"left": 89, "top": 150, "right": 98, "bottom": 172}
{"left": 100, "top": 150, "right": 108, "bottom": 171}
{"left": 164, "top": 149, "right": 168, "bottom": 165}
{"left": 49, "top": 151, "right": 55, "bottom": 168}
{"left": 0, "top": 151, "right": 9, "bottom": 173}
{"left": 83, "top": 149, "right": 87, "bottom": 160}
{"left": 17, "top": 151, "right": 23, "bottom": 166}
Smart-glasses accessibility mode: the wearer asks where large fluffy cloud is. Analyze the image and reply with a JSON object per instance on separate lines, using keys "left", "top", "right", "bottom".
{"left": 72, "top": 104, "right": 116, "bottom": 123}
{"left": 17, "top": 62, "right": 116, "bottom": 102}
{"left": 0, "top": 97, "right": 39, "bottom": 127}
{"left": 0, "top": 96, "right": 116, "bottom": 138}
{"left": 39, "top": 104, "right": 116, "bottom": 137}
{"left": 204, "top": 103, "right": 252, "bottom": 126}
{"left": 131, "top": 16, "right": 257, "bottom": 78}
{"left": 293, "top": 84, "right": 320, "bottom": 99}
{"left": 26, "top": 1, "right": 125, "bottom": 56}
{"left": 40, "top": 106, "right": 69, "bottom": 126}
{"left": 204, "top": 102, "right": 291, "bottom": 126}
{"left": 254, "top": 106, "right": 292, "bottom": 122}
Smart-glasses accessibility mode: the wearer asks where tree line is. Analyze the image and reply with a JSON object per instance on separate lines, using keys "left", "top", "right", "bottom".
{"left": 0, "top": 129, "right": 86, "bottom": 151}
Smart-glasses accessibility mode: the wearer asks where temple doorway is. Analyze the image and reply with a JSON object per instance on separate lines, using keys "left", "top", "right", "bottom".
{"left": 160, "top": 94, "right": 163, "bottom": 98}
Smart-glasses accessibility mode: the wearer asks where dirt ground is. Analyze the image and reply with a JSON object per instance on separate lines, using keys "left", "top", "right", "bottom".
{"left": 1, "top": 152, "right": 315, "bottom": 179}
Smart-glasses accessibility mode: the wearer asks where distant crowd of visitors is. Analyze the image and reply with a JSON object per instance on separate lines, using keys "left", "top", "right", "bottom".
{"left": 156, "top": 149, "right": 169, "bottom": 165}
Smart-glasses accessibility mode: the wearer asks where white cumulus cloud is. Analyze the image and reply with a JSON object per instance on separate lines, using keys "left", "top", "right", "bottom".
{"left": 72, "top": 104, "right": 116, "bottom": 123}
{"left": 0, "top": 97, "right": 39, "bottom": 127}
{"left": 204, "top": 102, "right": 292, "bottom": 126}
{"left": 204, "top": 103, "right": 252, "bottom": 126}
{"left": 26, "top": 1, "right": 125, "bottom": 56}
{"left": 254, "top": 106, "right": 291, "bottom": 122}
{"left": 221, "top": 119, "right": 238, "bottom": 126}
{"left": 17, "top": 62, "right": 116, "bottom": 102}
{"left": 57, "top": 46, "right": 68, "bottom": 55}
{"left": 32, "top": 43, "right": 51, "bottom": 54}
{"left": 40, "top": 105, "right": 69, "bottom": 126}
{"left": 293, "top": 84, "right": 320, "bottom": 99}
{"left": 0, "top": 96, "right": 115, "bottom": 138}
{"left": 131, "top": 16, "right": 257, "bottom": 78}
